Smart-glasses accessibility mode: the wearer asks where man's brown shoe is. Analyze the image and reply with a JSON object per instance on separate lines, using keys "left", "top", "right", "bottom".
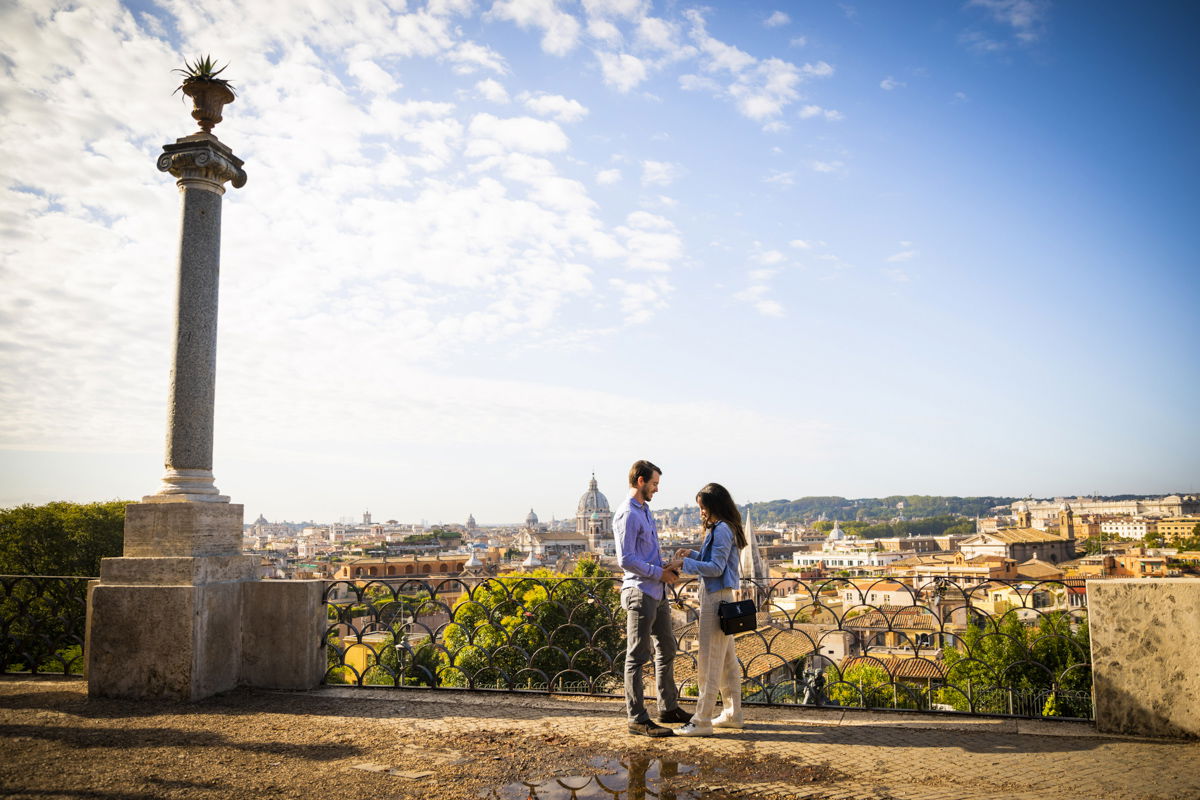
{"left": 657, "top": 707, "right": 693, "bottom": 725}
{"left": 628, "top": 720, "right": 674, "bottom": 737}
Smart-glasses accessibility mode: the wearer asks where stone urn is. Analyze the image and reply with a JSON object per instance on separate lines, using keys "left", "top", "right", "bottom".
{"left": 180, "top": 79, "right": 236, "bottom": 134}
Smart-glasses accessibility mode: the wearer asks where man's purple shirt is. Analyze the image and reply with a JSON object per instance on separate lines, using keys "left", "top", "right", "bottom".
{"left": 613, "top": 494, "right": 665, "bottom": 599}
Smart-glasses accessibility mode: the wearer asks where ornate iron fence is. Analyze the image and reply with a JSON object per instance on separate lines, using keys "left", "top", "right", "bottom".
{"left": 323, "top": 575, "right": 1093, "bottom": 720}
{"left": 1, "top": 575, "right": 92, "bottom": 675}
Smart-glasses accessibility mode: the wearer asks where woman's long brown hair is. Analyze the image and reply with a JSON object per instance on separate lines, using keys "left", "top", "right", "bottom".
{"left": 696, "top": 482, "right": 746, "bottom": 549}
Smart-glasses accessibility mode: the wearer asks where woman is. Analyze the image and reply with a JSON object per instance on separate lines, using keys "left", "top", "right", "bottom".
{"left": 674, "top": 482, "right": 747, "bottom": 736}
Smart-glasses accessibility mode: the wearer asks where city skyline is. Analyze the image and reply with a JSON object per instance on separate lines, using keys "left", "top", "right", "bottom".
{"left": 1, "top": 1, "right": 1197, "bottom": 522}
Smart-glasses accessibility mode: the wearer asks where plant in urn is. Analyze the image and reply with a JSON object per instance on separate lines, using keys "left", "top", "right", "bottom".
{"left": 173, "top": 55, "right": 236, "bottom": 134}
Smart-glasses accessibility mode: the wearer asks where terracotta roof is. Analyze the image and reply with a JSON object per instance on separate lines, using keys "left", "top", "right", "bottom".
{"left": 843, "top": 605, "right": 939, "bottom": 631}
{"left": 974, "top": 528, "right": 1068, "bottom": 544}
{"left": 840, "top": 655, "right": 945, "bottom": 680}
{"left": 889, "top": 553, "right": 961, "bottom": 567}
{"left": 652, "top": 623, "right": 825, "bottom": 686}
{"left": 1017, "top": 558, "right": 1063, "bottom": 579}
{"left": 845, "top": 579, "right": 911, "bottom": 592}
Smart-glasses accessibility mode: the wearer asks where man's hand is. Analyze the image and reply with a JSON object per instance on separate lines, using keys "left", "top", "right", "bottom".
{"left": 661, "top": 566, "right": 680, "bottom": 585}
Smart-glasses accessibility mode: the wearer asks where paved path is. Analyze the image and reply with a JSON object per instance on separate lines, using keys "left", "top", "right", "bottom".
{"left": 2, "top": 678, "right": 1197, "bottom": 800}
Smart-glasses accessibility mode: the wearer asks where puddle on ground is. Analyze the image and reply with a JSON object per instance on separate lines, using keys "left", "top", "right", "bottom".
{"left": 480, "top": 755, "right": 709, "bottom": 799}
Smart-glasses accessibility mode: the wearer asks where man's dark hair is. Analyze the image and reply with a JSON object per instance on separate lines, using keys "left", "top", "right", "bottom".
{"left": 628, "top": 460, "right": 662, "bottom": 487}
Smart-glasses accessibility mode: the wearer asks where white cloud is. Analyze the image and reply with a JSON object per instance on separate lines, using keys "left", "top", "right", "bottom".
{"left": 687, "top": 9, "right": 757, "bottom": 73}
{"left": 641, "top": 160, "right": 683, "bottom": 187}
{"left": 596, "top": 168, "right": 622, "bottom": 185}
{"left": 880, "top": 76, "right": 906, "bottom": 91}
{"left": 764, "top": 11, "right": 790, "bottom": 28}
{"left": 521, "top": 91, "right": 589, "bottom": 123}
{"left": 789, "top": 36, "right": 808, "bottom": 47}
{"left": 755, "top": 249, "right": 786, "bottom": 265}
{"left": 967, "top": 0, "right": 1047, "bottom": 44}
{"left": 731, "top": 58, "right": 802, "bottom": 120}
{"left": 958, "top": 30, "right": 1006, "bottom": 53}
{"left": 447, "top": 41, "right": 509, "bottom": 74}
{"left": 475, "top": 78, "right": 511, "bottom": 103}
{"left": 810, "top": 160, "right": 845, "bottom": 173}
{"left": 886, "top": 248, "right": 918, "bottom": 262}
{"left": 487, "top": 0, "right": 582, "bottom": 56}
{"left": 789, "top": 239, "right": 813, "bottom": 249}
{"left": 681, "top": 10, "right": 833, "bottom": 122}
{"left": 953, "top": 91, "right": 970, "bottom": 103}
{"left": 636, "top": 16, "right": 688, "bottom": 54}
{"left": 734, "top": 284, "right": 784, "bottom": 317}
{"left": 466, "top": 113, "right": 570, "bottom": 155}
{"left": 616, "top": 211, "right": 683, "bottom": 272}
{"left": 595, "top": 50, "right": 648, "bottom": 92}
{"left": 587, "top": 18, "right": 623, "bottom": 45}
{"left": 764, "top": 170, "right": 795, "bottom": 185}
{"left": 884, "top": 268, "right": 911, "bottom": 282}
{"left": 609, "top": 275, "right": 671, "bottom": 324}
{"left": 679, "top": 73, "right": 723, "bottom": 93}
{"left": 582, "top": 0, "right": 646, "bottom": 18}
{"left": 348, "top": 59, "right": 399, "bottom": 95}
{"left": 799, "top": 104, "right": 843, "bottom": 121}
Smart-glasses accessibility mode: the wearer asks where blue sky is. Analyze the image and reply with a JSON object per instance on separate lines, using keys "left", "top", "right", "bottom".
{"left": 1, "top": 0, "right": 1197, "bottom": 524}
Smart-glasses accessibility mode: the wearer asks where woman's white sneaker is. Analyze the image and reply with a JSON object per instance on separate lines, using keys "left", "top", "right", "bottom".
{"left": 712, "top": 710, "right": 744, "bottom": 729}
{"left": 676, "top": 721, "right": 714, "bottom": 737}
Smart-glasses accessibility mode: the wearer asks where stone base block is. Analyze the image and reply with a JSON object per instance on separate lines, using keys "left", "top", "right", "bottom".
{"left": 241, "top": 581, "right": 326, "bottom": 690}
{"left": 123, "top": 501, "right": 243, "bottom": 557}
{"left": 86, "top": 580, "right": 242, "bottom": 701}
{"left": 100, "top": 555, "right": 257, "bottom": 585}
{"left": 1089, "top": 578, "right": 1200, "bottom": 739}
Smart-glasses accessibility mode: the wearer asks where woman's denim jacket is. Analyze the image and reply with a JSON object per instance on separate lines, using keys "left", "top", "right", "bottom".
{"left": 682, "top": 521, "right": 741, "bottom": 593}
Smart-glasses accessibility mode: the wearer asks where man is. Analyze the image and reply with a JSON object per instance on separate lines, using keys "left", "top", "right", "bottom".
{"left": 613, "top": 459, "right": 691, "bottom": 736}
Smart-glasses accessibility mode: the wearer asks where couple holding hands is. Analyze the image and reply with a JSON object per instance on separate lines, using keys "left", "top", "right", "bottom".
{"left": 613, "top": 459, "right": 749, "bottom": 738}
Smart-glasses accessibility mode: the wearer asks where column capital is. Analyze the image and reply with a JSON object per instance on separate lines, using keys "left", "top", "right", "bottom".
{"left": 158, "top": 134, "right": 247, "bottom": 195}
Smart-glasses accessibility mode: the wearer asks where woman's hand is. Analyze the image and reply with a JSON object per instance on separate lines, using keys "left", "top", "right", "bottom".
{"left": 675, "top": 548, "right": 691, "bottom": 560}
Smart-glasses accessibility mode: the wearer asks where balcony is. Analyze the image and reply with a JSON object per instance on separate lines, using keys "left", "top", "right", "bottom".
{"left": 3, "top": 573, "right": 1198, "bottom": 798}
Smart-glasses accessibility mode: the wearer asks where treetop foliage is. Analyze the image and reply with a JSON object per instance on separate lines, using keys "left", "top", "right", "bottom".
{"left": 0, "top": 501, "right": 127, "bottom": 576}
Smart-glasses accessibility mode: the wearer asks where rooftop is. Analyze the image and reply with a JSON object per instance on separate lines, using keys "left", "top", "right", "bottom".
{"left": 2, "top": 677, "right": 1197, "bottom": 800}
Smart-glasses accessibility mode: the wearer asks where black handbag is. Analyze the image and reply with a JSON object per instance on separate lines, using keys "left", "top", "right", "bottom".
{"left": 717, "top": 598, "right": 757, "bottom": 635}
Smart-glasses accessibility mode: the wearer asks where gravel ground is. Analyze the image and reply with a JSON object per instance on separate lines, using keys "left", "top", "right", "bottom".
{"left": 0, "top": 678, "right": 836, "bottom": 800}
{"left": 4, "top": 677, "right": 1197, "bottom": 800}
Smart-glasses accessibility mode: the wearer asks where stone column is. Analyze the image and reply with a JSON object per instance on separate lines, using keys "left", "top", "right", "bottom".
{"left": 151, "top": 133, "right": 246, "bottom": 503}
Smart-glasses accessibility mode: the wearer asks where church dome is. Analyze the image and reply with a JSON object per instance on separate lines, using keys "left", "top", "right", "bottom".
{"left": 525, "top": 508, "right": 538, "bottom": 527}
{"left": 577, "top": 474, "right": 610, "bottom": 516}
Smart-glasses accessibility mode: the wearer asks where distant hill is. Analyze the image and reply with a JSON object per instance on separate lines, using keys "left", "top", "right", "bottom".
{"left": 658, "top": 495, "right": 1020, "bottom": 524}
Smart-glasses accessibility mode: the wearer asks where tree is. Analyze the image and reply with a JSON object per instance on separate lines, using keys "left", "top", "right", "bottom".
{"left": 0, "top": 501, "right": 124, "bottom": 674}
{"left": 822, "top": 662, "right": 919, "bottom": 709}
{"left": 0, "top": 501, "right": 126, "bottom": 576}
{"left": 438, "top": 558, "right": 623, "bottom": 691}
{"left": 936, "top": 611, "right": 1090, "bottom": 717}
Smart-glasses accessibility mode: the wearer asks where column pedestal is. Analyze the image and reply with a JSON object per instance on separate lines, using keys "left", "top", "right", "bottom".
{"left": 85, "top": 503, "right": 326, "bottom": 700}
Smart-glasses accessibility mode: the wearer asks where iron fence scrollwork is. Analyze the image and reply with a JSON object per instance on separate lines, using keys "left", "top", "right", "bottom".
{"left": 1, "top": 575, "right": 92, "bottom": 676}
{"left": 323, "top": 575, "right": 1093, "bottom": 720}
